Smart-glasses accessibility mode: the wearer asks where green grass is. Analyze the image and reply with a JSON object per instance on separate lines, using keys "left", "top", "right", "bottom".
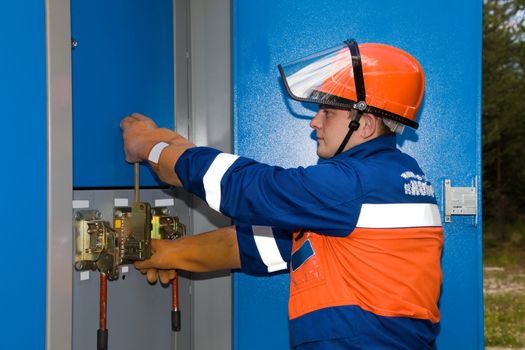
{"left": 484, "top": 221, "right": 525, "bottom": 347}
{"left": 485, "top": 292, "right": 525, "bottom": 347}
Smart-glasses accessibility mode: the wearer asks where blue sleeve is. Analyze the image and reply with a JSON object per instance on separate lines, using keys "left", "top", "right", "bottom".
{"left": 175, "top": 147, "right": 365, "bottom": 236}
{"left": 235, "top": 223, "right": 292, "bottom": 276}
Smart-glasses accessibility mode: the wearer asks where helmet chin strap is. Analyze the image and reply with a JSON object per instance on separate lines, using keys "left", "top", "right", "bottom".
{"left": 334, "top": 112, "right": 362, "bottom": 156}
{"left": 334, "top": 39, "right": 367, "bottom": 157}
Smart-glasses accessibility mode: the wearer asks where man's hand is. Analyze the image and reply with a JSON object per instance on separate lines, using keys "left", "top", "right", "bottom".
{"left": 120, "top": 113, "right": 175, "bottom": 163}
{"left": 135, "top": 240, "right": 180, "bottom": 284}
{"left": 120, "top": 113, "right": 195, "bottom": 186}
{"left": 134, "top": 227, "right": 241, "bottom": 284}
{"left": 139, "top": 268, "right": 177, "bottom": 285}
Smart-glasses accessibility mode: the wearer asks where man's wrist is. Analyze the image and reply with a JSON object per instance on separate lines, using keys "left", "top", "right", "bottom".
{"left": 138, "top": 128, "right": 179, "bottom": 161}
{"left": 148, "top": 142, "right": 170, "bottom": 164}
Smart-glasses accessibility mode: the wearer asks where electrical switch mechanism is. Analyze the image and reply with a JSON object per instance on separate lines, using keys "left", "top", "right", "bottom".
{"left": 74, "top": 163, "right": 186, "bottom": 350}
{"left": 74, "top": 211, "right": 119, "bottom": 280}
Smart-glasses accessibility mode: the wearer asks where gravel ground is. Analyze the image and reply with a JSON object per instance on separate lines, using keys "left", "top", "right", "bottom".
{"left": 484, "top": 267, "right": 525, "bottom": 295}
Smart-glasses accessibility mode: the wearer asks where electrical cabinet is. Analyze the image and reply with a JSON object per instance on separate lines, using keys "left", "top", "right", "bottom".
{"left": 48, "top": 0, "right": 233, "bottom": 349}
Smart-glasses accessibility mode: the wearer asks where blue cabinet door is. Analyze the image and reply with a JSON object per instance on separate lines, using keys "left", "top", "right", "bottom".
{"left": 0, "top": 1, "right": 47, "bottom": 349}
{"left": 232, "top": 0, "right": 482, "bottom": 349}
{"left": 71, "top": 0, "right": 174, "bottom": 188}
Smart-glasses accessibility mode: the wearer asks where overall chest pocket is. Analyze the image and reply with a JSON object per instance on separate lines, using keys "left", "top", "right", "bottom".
{"left": 290, "top": 238, "right": 326, "bottom": 293}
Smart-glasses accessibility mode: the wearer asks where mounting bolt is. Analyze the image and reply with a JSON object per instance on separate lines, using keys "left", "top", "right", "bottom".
{"left": 71, "top": 38, "right": 78, "bottom": 49}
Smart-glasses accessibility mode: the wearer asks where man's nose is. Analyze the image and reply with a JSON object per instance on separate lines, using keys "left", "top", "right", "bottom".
{"left": 310, "top": 112, "right": 322, "bottom": 129}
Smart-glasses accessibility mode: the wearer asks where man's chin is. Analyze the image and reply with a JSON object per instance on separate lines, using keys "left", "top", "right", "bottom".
{"left": 316, "top": 148, "right": 331, "bottom": 159}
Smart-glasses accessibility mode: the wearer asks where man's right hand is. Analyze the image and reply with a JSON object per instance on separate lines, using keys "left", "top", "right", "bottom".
{"left": 135, "top": 240, "right": 180, "bottom": 284}
{"left": 134, "top": 226, "right": 241, "bottom": 283}
{"left": 138, "top": 268, "right": 177, "bottom": 284}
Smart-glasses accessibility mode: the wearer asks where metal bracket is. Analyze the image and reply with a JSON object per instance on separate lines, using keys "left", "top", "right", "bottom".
{"left": 444, "top": 179, "right": 478, "bottom": 223}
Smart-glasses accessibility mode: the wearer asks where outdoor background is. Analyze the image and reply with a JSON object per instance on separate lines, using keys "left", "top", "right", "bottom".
{"left": 483, "top": 0, "right": 525, "bottom": 347}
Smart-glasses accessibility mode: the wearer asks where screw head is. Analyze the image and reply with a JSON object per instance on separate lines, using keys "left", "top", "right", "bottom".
{"left": 355, "top": 101, "right": 368, "bottom": 111}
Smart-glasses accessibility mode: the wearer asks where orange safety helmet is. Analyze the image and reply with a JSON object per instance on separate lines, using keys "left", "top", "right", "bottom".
{"left": 278, "top": 39, "right": 425, "bottom": 130}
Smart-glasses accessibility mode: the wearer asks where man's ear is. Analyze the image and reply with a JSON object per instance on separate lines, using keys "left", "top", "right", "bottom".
{"left": 359, "top": 113, "right": 376, "bottom": 139}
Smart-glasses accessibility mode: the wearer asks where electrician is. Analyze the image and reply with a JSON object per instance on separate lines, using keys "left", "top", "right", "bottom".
{"left": 122, "top": 39, "right": 443, "bottom": 349}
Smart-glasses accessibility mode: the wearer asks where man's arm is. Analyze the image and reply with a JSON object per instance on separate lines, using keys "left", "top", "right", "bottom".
{"left": 121, "top": 113, "right": 364, "bottom": 236}
{"left": 134, "top": 226, "right": 240, "bottom": 283}
{"left": 120, "top": 113, "right": 194, "bottom": 186}
{"left": 134, "top": 224, "right": 293, "bottom": 283}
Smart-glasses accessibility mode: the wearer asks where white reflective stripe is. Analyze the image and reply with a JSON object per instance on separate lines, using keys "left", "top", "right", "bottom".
{"left": 356, "top": 203, "right": 442, "bottom": 228}
{"left": 252, "top": 226, "right": 288, "bottom": 273}
{"left": 203, "top": 153, "right": 240, "bottom": 212}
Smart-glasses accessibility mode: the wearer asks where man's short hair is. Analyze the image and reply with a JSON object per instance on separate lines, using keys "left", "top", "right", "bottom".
{"left": 380, "top": 118, "right": 405, "bottom": 135}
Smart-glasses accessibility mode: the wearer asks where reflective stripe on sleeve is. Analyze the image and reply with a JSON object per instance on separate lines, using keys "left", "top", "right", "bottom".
{"left": 202, "top": 153, "right": 240, "bottom": 212}
{"left": 356, "top": 203, "right": 442, "bottom": 228}
{"left": 252, "top": 226, "right": 288, "bottom": 273}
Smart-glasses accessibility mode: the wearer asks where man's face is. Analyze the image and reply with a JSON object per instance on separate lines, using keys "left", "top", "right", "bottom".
{"left": 309, "top": 105, "right": 353, "bottom": 159}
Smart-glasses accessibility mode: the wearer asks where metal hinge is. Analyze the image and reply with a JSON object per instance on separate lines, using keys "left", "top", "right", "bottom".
{"left": 443, "top": 178, "right": 478, "bottom": 223}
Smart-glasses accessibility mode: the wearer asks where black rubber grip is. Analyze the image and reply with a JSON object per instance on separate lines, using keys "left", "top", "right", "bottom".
{"left": 97, "top": 329, "right": 108, "bottom": 350}
{"left": 171, "top": 310, "right": 181, "bottom": 332}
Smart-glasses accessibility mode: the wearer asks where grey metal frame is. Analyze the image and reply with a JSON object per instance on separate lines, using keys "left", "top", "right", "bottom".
{"left": 183, "top": 1, "right": 233, "bottom": 349}
{"left": 46, "top": 0, "right": 73, "bottom": 349}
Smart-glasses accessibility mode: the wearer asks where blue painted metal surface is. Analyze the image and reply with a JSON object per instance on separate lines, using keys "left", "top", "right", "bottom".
{"left": 0, "top": 1, "right": 47, "bottom": 348}
{"left": 232, "top": 0, "right": 482, "bottom": 349}
{"left": 71, "top": 0, "right": 174, "bottom": 188}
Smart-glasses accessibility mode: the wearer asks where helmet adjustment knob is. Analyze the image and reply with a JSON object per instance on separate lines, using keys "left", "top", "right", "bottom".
{"left": 354, "top": 101, "right": 368, "bottom": 111}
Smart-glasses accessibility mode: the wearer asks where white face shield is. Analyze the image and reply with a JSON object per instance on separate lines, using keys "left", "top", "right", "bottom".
{"left": 278, "top": 43, "right": 358, "bottom": 110}
{"left": 279, "top": 39, "right": 369, "bottom": 156}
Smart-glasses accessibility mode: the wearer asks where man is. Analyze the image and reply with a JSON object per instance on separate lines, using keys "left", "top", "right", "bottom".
{"left": 122, "top": 39, "right": 443, "bottom": 349}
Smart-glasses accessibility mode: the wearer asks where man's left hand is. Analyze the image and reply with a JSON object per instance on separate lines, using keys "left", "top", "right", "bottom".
{"left": 120, "top": 113, "right": 176, "bottom": 163}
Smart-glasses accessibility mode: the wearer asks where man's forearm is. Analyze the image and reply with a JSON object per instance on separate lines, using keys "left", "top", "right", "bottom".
{"left": 135, "top": 226, "right": 241, "bottom": 273}
{"left": 173, "top": 226, "right": 241, "bottom": 272}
